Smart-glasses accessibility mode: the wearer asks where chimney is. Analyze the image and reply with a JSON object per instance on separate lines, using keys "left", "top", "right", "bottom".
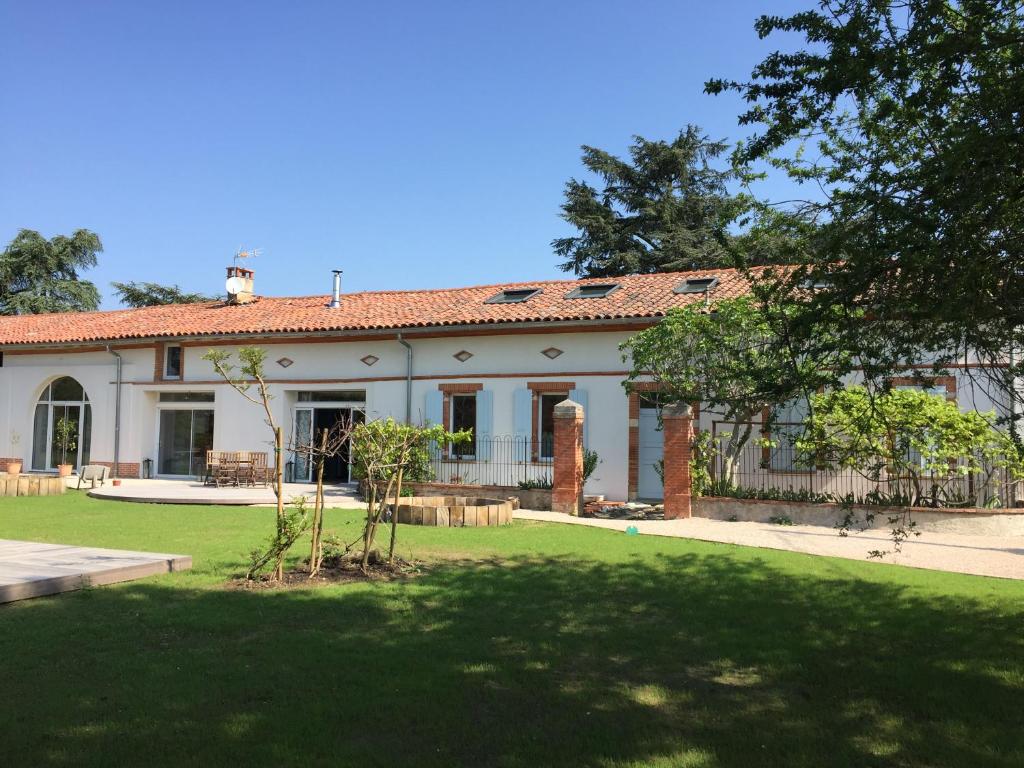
{"left": 226, "top": 266, "right": 255, "bottom": 305}
{"left": 328, "top": 269, "right": 342, "bottom": 308}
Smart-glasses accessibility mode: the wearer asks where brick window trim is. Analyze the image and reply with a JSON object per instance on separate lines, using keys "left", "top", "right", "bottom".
{"left": 438, "top": 383, "right": 483, "bottom": 450}
{"left": 626, "top": 383, "right": 700, "bottom": 501}
{"left": 529, "top": 382, "right": 575, "bottom": 461}
{"left": 527, "top": 381, "right": 576, "bottom": 392}
{"left": 438, "top": 383, "right": 484, "bottom": 393}
{"left": 154, "top": 342, "right": 184, "bottom": 382}
{"left": 887, "top": 375, "right": 957, "bottom": 400}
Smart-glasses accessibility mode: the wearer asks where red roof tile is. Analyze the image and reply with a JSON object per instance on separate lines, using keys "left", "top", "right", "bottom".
{"left": 0, "top": 268, "right": 757, "bottom": 347}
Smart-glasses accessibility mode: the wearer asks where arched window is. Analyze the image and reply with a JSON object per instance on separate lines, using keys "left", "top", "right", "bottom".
{"left": 32, "top": 377, "right": 92, "bottom": 471}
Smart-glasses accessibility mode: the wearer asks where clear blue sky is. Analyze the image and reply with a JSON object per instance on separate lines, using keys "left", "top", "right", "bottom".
{"left": 1, "top": 1, "right": 807, "bottom": 308}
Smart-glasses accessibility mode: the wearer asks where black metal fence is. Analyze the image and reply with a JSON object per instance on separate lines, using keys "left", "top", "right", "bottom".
{"left": 427, "top": 435, "right": 554, "bottom": 488}
{"left": 708, "top": 440, "right": 1021, "bottom": 508}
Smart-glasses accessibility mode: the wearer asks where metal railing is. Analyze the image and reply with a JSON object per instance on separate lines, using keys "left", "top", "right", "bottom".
{"left": 707, "top": 440, "right": 1021, "bottom": 508}
{"left": 428, "top": 435, "right": 554, "bottom": 489}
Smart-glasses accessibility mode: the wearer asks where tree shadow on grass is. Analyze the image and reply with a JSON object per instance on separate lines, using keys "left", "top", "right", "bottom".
{"left": 1, "top": 553, "right": 1023, "bottom": 768}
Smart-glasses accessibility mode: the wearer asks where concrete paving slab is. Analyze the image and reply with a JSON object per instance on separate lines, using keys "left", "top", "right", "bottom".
{"left": 86, "top": 478, "right": 364, "bottom": 508}
{"left": 0, "top": 540, "right": 191, "bottom": 604}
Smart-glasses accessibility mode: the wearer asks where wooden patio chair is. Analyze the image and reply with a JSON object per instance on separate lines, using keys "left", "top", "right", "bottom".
{"left": 235, "top": 455, "right": 257, "bottom": 488}
{"left": 251, "top": 452, "right": 269, "bottom": 487}
{"left": 213, "top": 452, "right": 242, "bottom": 487}
{"left": 203, "top": 451, "right": 219, "bottom": 486}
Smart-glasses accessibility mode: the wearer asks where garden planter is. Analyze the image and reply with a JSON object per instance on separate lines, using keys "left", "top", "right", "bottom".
{"left": 57, "top": 464, "right": 73, "bottom": 478}
{"left": 6, "top": 460, "right": 22, "bottom": 476}
{"left": 112, "top": 479, "right": 122, "bottom": 487}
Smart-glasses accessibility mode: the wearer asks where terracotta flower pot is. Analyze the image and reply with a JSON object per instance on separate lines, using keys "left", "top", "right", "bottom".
{"left": 6, "top": 460, "right": 22, "bottom": 476}
{"left": 57, "top": 464, "right": 73, "bottom": 478}
{"left": 112, "top": 479, "right": 122, "bottom": 487}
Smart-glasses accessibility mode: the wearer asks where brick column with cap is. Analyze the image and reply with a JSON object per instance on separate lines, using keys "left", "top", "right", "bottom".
{"left": 551, "top": 399, "right": 584, "bottom": 516}
{"left": 662, "top": 403, "right": 694, "bottom": 519}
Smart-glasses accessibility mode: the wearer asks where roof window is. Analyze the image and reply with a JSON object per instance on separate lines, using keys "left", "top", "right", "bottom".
{"left": 485, "top": 287, "right": 542, "bottom": 304}
{"left": 564, "top": 283, "right": 620, "bottom": 299}
{"left": 673, "top": 276, "right": 719, "bottom": 294}
{"left": 799, "top": 278, "right": 833, "bottom": 290}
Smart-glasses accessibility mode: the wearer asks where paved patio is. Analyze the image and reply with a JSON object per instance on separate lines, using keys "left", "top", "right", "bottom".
{"left": 86, "top": 478, "right": 364, "bottom": 508}
{"left": 515, "top": 510, "right": 1024, "bottom": 580}
{"left": 0, "top": 539, "right": 192, "bottom": 604}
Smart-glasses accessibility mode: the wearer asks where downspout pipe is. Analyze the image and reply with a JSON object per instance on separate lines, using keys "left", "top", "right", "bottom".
{"left": 106, "top": 345, "right": 122, "bottom": 479}
{"left": 397, "top": 333, "right": 412, "bottom": 424}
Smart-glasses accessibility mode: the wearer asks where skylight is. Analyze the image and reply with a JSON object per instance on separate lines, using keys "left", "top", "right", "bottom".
{"left": 673, "top": 276, "right": 719, "bottom": 294}
{"left": 799, "top": 278, "right": 833, "bottom": 290}
{"left": 565, "top": 283, "right": 620, "bottom": 299}
{"left": 485, "top": 288, "right": 542, "bottom": 304}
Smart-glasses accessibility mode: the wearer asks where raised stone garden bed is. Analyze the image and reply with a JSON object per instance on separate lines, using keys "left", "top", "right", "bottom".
{"left": 0, "top": 473, "right": 65, "bottom": 497}
{"left": 694, "top": 496, "right": 1024, "bottom": 536}
{"left": 394, "top": 496, "right": 514, "bottom": 527}
{"left": 404, "top": 481, "right": 551, "bottom": 511}
{"left": 584, "top": 501, "right": 664, "bottom": 521}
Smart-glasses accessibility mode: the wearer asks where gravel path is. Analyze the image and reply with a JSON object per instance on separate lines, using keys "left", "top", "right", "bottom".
{"left": 515, "top": 510, "right": 1024, "bottom": 580}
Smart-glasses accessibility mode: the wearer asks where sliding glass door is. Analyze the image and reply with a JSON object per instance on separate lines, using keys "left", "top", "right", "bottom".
{"left": 158, "top": 409, "right": 214, "bottom": 477}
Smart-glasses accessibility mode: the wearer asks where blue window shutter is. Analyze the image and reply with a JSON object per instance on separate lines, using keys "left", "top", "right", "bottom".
{"left": 513, "top": 388, "right": 532, "bottom": 461}
{"left": 569, "top": 388, "right": 589, "bottom": 449}
{"left": 424, "top": 390, "right": 443, "bottom": 426}
{"left": 475, "top": 390, "right": 493, "bottom": 460}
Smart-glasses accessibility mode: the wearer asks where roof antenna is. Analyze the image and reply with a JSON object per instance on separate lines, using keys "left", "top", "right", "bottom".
{"left": 234, "top": 246, "right": 261, "bottom": 265}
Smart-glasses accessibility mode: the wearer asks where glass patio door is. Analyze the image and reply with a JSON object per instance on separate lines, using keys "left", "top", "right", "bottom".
{"left": 32, "top": 377, "right": 92, "bottom": 471}
{"left": 292, "top": 408, "right": 313, "bottom": 482}
{"left": 48, "top": 404, "right": 81, "bottom": 469}
{"left": 158, "top": 409, "right": 215, "bottom": 477}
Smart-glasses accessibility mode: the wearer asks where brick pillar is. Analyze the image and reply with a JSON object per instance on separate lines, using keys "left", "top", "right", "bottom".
{"left": 662, "top": 403, "right": 694, "bottom": 520}
{"left": 551, "top": 399, "right": 584, "bottom": 516}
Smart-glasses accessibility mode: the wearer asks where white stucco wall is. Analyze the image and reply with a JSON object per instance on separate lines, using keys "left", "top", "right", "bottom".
{"left": 0, "top": 328, "right": 1014, "bottom": 503}
{"left": 0, "top": 330, "right": 637, "bottom": 499}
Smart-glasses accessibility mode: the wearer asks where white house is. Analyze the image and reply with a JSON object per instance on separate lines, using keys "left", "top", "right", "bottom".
{"left": 0, "top": 266, "right": 1011, "bottom": 502}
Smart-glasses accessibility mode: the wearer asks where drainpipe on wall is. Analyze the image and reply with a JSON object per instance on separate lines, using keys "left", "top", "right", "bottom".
{"left": 106, "top": 345, "right": 122, "bottom": 479}
{"left": 397, "top": 333, "right": 412, "bottom": 424}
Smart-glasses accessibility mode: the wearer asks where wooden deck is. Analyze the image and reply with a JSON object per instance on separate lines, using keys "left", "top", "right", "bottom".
{"left": 0, "top": 539, "right": 191, "bottom": 604}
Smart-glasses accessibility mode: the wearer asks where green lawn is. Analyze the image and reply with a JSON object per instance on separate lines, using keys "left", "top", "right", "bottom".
{"left": 1, "top": 493, "right": 1023, "bottom": 767}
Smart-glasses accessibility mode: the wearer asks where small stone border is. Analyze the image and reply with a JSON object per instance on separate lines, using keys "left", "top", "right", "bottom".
{"left": 0, "top": 473, "right": 65, "bottom": 497}
{"left": 394, "top": 496, "right": 514, "bottom": 527}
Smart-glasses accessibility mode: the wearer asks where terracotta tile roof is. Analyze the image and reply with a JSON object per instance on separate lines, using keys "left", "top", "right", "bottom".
{"left": 0, "top": 268, "right": 757, "bottom": 347}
